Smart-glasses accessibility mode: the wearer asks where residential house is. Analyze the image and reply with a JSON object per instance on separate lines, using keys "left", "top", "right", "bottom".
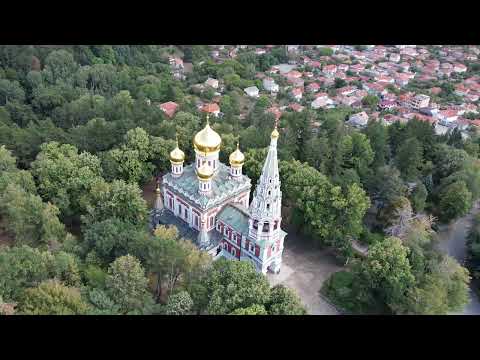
{"left": 337, "top": 95, "right": 358, "bottom": 107}
{"left": 263, "top": 77, "right": 279, "bottom": 93}
{"left": 159, "top": 101, "right": 179, "bottom": 118}
{"left": 169, "top": 56, "right": 184, "bottom": 70}
{"left": 311, "top": 96, "right": 334, "bottom": 109}
{"left": 437, "top": 109, "right": 459, "bottom": 125}
{"left": 390, "top": 53, "right": 401, "bottom": 63}
{"left": 408, "top": 94, "right": 430, "bottom": 110}
{"left": 378, "top": 100, "right": 397, "bottom": 111}
{"left": 205, "top": 78, "right": 219, "bottom": 89}
{"left": 337, "top": 86, "right": 357, "bottom": 96}
{"left": 290, "top": 87, "right": 303, "bottom": 101}
{"left": 307, "top": 82, "right": 320, "bottom": 93}
{"left": 323, "top": 64, "right": 337, "bottom": 77}
{"left": 266, "top": 107, "right": 282, "bottom": 122}
{"left": 453, "top": 63, "right": 467, "bottom": 73}
{"left": 244, "top": 86, "right": 260, "bottom": 98}
{"left": 348, "top": 111, "right": 369, "bottom": 128}
{"left": 349, "top": 63, "right": 365, "bottom": 74}
{"left": 286, "top": 70, "right": 303, "bottom": 79}
{"left": 289, "top": 103, "right": 305, "bottom": 112}
{"left": 201, "top": 103, "right": 221, "bottom": 117}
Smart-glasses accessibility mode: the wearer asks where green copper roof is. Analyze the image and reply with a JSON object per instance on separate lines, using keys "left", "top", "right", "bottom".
{"left": 217, "top": 204, "right": 250, "bottom": 235}
{"left": 163, "top": 162, "right": 251, "bottom": 210}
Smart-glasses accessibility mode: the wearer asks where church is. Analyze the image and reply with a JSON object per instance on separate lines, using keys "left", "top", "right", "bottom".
{"left": 150, "top": 117, "right": 287, "bottom": 274}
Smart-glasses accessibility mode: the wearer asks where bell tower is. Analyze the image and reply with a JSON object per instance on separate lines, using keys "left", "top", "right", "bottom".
{"left": 248, "top": 126, "right": 284, "bottom": 274}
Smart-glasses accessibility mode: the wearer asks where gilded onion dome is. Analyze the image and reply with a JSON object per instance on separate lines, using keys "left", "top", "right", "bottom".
{"left": 197, "top": 162, "right": 214, "bottom": 180}
{"left": 169, "top": 136, "right": 185, "bottom": 164}
{"left": 271, "top": 127, "right": 280, "bottom": 139}
{"left": 193, "top": 116, "right": 222, "bottom": 154}
{"left": 229, "top": 142, "right": 245, "bottom": 167}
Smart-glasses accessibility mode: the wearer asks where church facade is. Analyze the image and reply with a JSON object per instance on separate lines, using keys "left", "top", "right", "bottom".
{"left": 151, "top": 117, "right": 287, "bottom": 274}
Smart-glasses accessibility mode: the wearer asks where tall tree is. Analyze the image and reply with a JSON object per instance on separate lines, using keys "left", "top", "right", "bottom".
{"left": 105, "top": 255, "right": 153, "bottom": 314}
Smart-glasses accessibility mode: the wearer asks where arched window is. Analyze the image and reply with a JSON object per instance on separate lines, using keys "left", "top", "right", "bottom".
{"left": 262, "top": 222, "right": 269, "bottom": 232}
{"left": 253, "top": 220, "right": 258, "bottom": 229}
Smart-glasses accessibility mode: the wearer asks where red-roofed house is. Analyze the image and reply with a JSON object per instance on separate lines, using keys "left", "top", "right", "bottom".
{"left": 469, "top": 119, "right": 480, "bottom": 128}
{"left": 159, "top": 101, "right": 179, "bottom": 118}
{"left": 201, "top": 103, "right": 221, "bottom": 117}
{"left": 267, "top": 107, "right": 282, "bottom": 122}
{"left": 453, "top": 63, "right": 467, "bottom": 73}
{"left": 437, "top": 109, "right": 459, "bottom": 123}
{"left": 290, "top": 87, "right": 303, "bottom": 101}
{"left": 286, "top": 70, "right": 303, "bottom": 79}
{"left": 323, "top": 64, "right": 337, "bottom": 77}
{"left": 337, "top": 86, "right": 356, "bottom": 96}
{"left": 289, "top": 103, "right": 305, "bottom": 112}
{"left": 307, "top": 82, "right": 321, "bottom": 93}
{"left": 379, "top": 100, "right": 397, "bottom": 111}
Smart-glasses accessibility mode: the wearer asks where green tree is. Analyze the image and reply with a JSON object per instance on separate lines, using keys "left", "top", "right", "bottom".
{"left": 229, "top": 304, "right": 268, "bottom": 315}
{"left": 410, "top": 182, "right": 428, "bottom": 213}
{"left": 362, "top": 95, "right": 379, "bottom": 110}
{"left": 200, "top": 259, "right": 271, "bottom": 315}
{"left": 0, "top": 79, "right": 25, "bottom": 105}
{"left": 82, "top": 178, "right": 148, "bottom": 227}
{"left": 31, "top": 141, "right": 103, "bottom": 219}
{"left": 364, "top": 120, "right": 389, "bottom": 169}
{"left": 147, "top": 225, "right": 210, "bottom": 301}
{"left": 334, "top": 78, "right": 347, "bottom": 88}
{"left": 438, "top": 180, "right": 472, "bottom": 222}
{"left": 43, "top": 49, "right": 78, "bottom": 85}
{"left": 396, "top": 137, "right": 423, "bottom": 181}
{"left": 105, "top": 255, "right": 153, "bottom": 314}
{"left": 358, "top": 237, "right": 415, "bottom": 313}
{"left": 164, "top": 291, "right": 194, "bottom": 315}
{"left": 19, "top": 280, "right": 89, "bottom": 315}
{"left": 266, "top": 285, "right": 307, "bottom": 315}
{"left": 82, "top": 218, "right": 148, "bottom": 266}
{"left": 0, "top": 184, "right": 69, "bottom": 248}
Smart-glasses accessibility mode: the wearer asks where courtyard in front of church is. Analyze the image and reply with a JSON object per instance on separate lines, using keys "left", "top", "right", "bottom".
{"left": 267, "top": 226, "right": 342, "bottom": 315}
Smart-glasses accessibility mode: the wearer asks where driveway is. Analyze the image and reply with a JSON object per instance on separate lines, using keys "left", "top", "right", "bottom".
{"left": 267, "top": 229, "right": 342, "bottom": 315}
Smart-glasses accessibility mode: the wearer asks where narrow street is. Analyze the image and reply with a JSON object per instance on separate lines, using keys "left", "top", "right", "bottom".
{"left": 436, "top": 202, "right": 480, "bottom": 315}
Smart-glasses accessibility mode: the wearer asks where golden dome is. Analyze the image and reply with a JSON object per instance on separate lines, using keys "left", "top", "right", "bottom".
{"left": 193, "top": 116, "right": 222, "bottom": 154}
{"left": 271, "top": 127, "right": 280, "bottom": 139}
{"left": 229, "top": 142, "right": 245, "bottom": 167}
{"left": 197, "top": 162, "right": 214, "bottom": 180}
{"left": 170, "top": 136, "right": 185, "bottom": 164}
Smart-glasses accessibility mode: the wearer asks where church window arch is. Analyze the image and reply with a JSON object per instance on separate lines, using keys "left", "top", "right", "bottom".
{"left": 262, "top": 222, "right": 270, "bottom": 232}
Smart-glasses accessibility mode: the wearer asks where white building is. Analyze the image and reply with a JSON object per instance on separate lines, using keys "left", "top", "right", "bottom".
{"left": 348, "top": 111, "right": 369, "bottom": 127}
{"left": 244, "top": 86, "right": 260, "bottom": 98}
{"left": 409, "top": 94, "right": 430, "bottom": 110}
{"left": 262, "top": 77, "right": 279, "bottom": 93}
{"left": 205, "top": 78, "right": 219, "bottom": 89}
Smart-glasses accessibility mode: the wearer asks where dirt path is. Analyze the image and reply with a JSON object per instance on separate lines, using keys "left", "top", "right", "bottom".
{"left": 436, "top": 202, "right": 480, "bottom": 315}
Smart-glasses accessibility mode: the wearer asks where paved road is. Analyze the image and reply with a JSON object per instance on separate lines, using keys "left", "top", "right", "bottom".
{"left": 267, "top": 229, "right": 342, "bottom": 315}
{"left": 436, "top": 202, "right": 480, "bottom": 315}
